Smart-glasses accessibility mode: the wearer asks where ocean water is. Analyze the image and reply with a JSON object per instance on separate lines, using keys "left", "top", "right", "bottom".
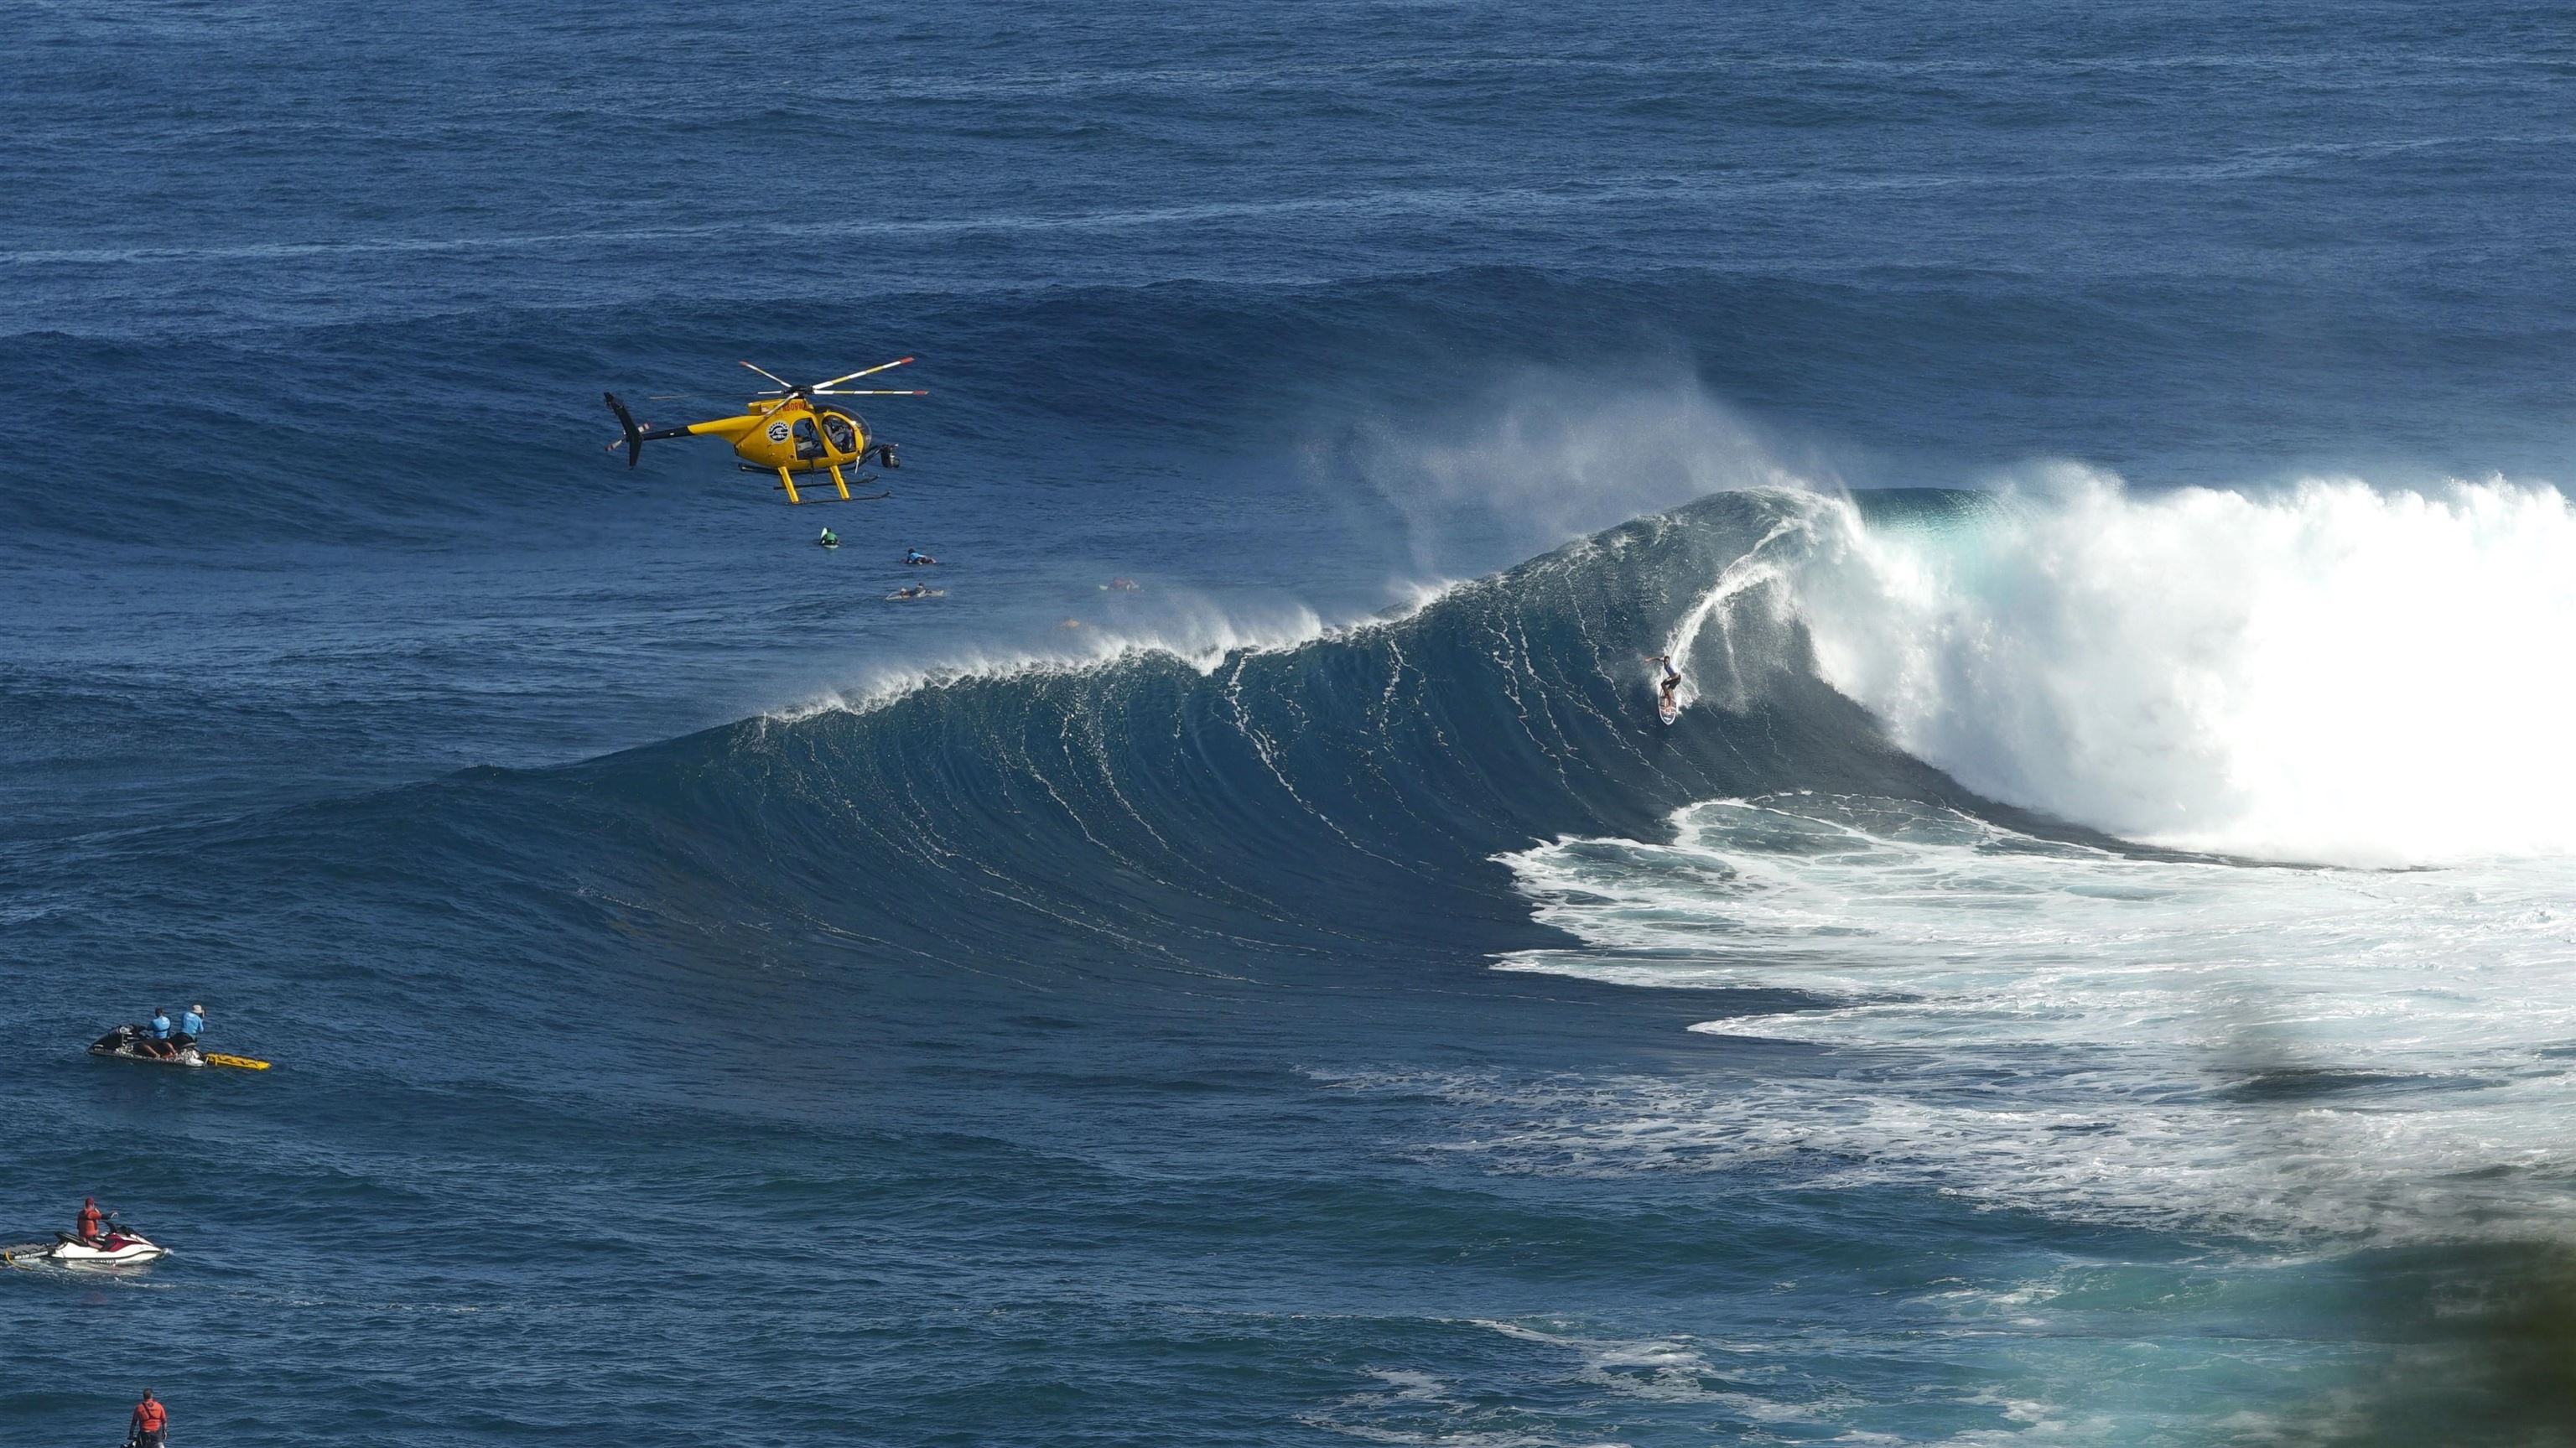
{"left": 8, "top": 2, "right": 2576, "bottom": 1444}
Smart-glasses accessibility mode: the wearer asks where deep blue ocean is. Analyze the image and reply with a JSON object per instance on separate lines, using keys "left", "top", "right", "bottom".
{"left": 10, "top": 3, "right": 2576, "bottom": 1444}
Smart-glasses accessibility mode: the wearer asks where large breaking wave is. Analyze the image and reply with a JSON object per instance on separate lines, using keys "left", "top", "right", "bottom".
{"left": 1469, "top": 475, "right": 2576, "bottom": 1252}
{"left": 78, "top": 475, "right": 2576, "bottom": 999}
{"left": 502, "top": 489, "right": 2005, "bottom": 979}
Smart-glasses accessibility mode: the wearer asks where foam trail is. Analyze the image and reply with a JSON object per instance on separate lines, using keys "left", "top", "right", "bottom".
{"left": 1659, "top": 505, "right": 1820, "bottom": 711}
{"left": 1795, "top": 474, "right": 2576, "bottom": 865}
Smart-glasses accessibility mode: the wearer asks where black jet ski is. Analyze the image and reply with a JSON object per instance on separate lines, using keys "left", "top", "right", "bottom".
{"left": 89, "top": 1025, "right": 203, "bottom": 1068}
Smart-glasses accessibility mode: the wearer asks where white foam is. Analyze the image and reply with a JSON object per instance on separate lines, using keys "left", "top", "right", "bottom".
{"left": 1792, "top": 473, "right": 2576, "bottom": 866}
{"left": 1486, "top": 796, "right": 2576, "bottom": 1242}
{"left": 1658, "top": 509, "right": 1814, "bottom": 713}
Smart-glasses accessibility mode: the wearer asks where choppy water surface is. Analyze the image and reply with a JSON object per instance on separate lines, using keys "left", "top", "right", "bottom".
{"left": 8, "top": 2, "right": 2576, "bottom": 1444}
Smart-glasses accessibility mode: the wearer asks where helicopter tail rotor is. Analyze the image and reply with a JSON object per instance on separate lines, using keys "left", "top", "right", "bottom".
{"left": 603, "top": 392, "right": 697, "bottom": 468}
{"left": 604, "top": 392, "right": 647, "bottom": 468}
{"left": 605, "top": 392, "right": 648, "bottom": 468}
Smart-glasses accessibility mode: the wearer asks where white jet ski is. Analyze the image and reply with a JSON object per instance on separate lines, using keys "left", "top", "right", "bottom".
{"left": 44, "top": 1227, "right": 167, "bottom": 1266}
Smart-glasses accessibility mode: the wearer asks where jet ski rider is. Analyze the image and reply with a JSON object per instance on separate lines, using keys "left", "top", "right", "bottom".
{"left": 143, "top": 1009, "right": 177, "bottom": 1059}
{"left": 170, "top": 1004, "right": 205, "bottom": 1051}
{"left": 129, "top": 1388, "right": 168, "bottom": 1448}
{"left": 77, "top": 1196, "right": 103, "bottom": 1245}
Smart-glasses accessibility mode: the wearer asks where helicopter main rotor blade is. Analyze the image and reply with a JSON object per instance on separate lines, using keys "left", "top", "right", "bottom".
{"left": 812, "top": 388, "right": 928, "bottom": 397}
{"left": 739, "top": 361, "right": 797, "bottom": 391}
{"left": 813, "top": 356, "right": 915, "bottom": 390}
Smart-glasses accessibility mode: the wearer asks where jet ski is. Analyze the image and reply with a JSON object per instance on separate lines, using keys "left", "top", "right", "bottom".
{"left": 90, "top": 1025, "right": 201, "bottom": 1067}
{"left": 47, "top": 1226, "right": 166, "bottom": 1266}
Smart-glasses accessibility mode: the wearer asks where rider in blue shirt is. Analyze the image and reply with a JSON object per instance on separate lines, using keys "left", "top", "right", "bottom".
{"left": 148, "top": 1009, "right": 172, "bottom": 1041}
{"left": 171, "top": 1005, "right": 205, "bottom": 1050}
{"left": 144, "top": 1009, "right": 176, "bottom": 1059}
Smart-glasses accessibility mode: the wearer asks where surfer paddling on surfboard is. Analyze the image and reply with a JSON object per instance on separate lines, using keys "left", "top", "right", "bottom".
{"left": 1648, "top": 654, "right": 1682, "bottom": 725}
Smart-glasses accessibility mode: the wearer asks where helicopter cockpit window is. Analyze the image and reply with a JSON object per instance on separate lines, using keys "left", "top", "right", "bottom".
{"left": 792, "top": 418, "right": 824, "bottom": 459}
{"left": 820, "top": 413, "right": 859, "bottom": 454}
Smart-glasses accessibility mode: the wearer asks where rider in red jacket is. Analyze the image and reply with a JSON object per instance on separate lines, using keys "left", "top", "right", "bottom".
{"left": 129, "top": 1388, "right": 168, "bottom": 1447}
{"left": 77, "top": 1197, "right": 103, "bottom": 1245}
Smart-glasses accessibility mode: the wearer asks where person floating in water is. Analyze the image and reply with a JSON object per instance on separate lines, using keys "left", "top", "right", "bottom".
{"left": 903, "top": 548, "right": 936, "bottom": 565}
{"left": 818, "top": 528, "right": 840, "bottom": 548}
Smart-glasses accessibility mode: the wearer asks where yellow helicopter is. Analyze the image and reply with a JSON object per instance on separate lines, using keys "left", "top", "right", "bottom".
{"left": 603, "top": 358, "right": 925, "bottom": 504}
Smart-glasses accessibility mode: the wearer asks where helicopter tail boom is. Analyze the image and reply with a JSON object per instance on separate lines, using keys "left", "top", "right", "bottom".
{"left": 602, "top": 392, "right": 696, "bottom": 469}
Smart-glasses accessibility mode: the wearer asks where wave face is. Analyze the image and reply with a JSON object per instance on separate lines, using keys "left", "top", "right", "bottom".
{"left": 6, "top": 489, "right": 2024, "bottom": 1046}
{"left": 517, "top": 490, "right": 2002, "bottom": 977}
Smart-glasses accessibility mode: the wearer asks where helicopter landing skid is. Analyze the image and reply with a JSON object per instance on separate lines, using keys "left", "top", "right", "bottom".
{"left": 743, "top": 465, "right": 887, "bottom": 504}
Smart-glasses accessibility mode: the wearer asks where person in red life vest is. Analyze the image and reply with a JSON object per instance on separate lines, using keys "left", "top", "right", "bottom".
{"left": 77, "top": 1196, "right": 104, "bottom": 1245}
{"left": 128, "top": 1388, "right": 168, "bottom": 1448}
